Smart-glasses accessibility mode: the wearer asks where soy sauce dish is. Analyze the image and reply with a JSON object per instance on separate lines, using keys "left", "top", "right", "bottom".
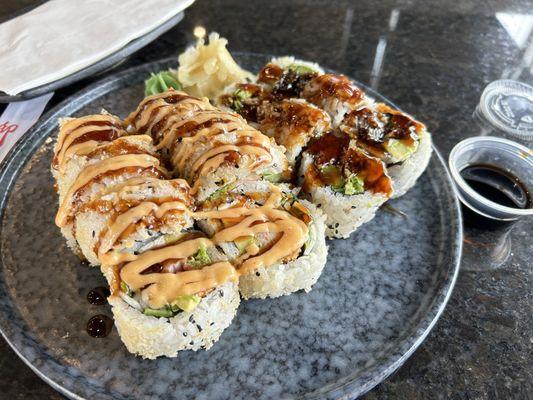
{"left": 449, "top": 136, "right": 533, "bottom": 222}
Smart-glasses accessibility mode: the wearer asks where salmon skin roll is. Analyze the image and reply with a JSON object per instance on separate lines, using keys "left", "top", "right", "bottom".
{"left": 298, "top": 131, "right": 393, "bottom": 238}
{"left": 339, "top": 103, "right": 432, "bottom": 198}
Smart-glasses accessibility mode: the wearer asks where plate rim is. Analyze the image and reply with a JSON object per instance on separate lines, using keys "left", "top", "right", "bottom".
{"left": 0, "top": 54, "right": 463, "bottom": 399}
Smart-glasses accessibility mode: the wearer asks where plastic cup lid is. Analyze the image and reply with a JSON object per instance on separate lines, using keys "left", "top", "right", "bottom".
{"left": 477, "top": 79, "right": 533, "bottom": 141}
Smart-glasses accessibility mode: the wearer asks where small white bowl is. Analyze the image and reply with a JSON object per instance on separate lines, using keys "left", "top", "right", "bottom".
{"left": 449, "top": 136, "right": 533, "bottom": 221}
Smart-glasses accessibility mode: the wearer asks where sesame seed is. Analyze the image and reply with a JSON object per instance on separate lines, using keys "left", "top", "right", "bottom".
{"left": 210, "top": 322, "right": 215, "bottom": 326}
{"left": 317, "top": 204, "right": 322, "bottom": 208}
{"left": 92, "top": 231, "right": 95, "bottom": 238}
{"left": 335, "top": 223, "right": 339, "bottom": 228}
{"left": 189, "top": 341, "right": 194, "bottom": 345}
{"left": 351, "top": 205, "right": 357, "bottom": 209}
{"left": 256, "top": 271, "right": 260, "bottom": 277}
{"left": 196, "top": 324, "right": 202, "bottom": 332}
{"left": 189, "top": 315, "right": 194, "bottom": 323}
{"left": 183, "top": 332, "right": 187, "bottom": 337}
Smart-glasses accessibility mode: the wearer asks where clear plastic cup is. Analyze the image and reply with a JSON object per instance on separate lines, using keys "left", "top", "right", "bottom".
{"left": 474, "top": 79, "right": 533, "bottom": 142}
{"left": 449, "top": 136, "right": 533, "bottom": 221}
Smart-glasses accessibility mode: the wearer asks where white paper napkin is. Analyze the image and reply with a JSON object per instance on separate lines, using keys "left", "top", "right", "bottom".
{"left": 0, "top": 0, "right": 195, "bottom": 95}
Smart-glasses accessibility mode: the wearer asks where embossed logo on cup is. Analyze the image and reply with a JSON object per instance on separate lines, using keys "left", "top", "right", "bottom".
{"left": 490, "top": 93, "right": 533, "bottom": 130}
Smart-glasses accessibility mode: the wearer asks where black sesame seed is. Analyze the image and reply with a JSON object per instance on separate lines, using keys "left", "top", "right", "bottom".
{"left": 219, "top": 290, "right": 224, "bottom": 297}
{"left": 189, "top": 315, "right": 194, "bottom": 323}
{"left": 335, "top": 223, "right": 339, "bottom": 228}
{"left": 317, "top": 204, "right": 322, "bottom": 208}
{"left": 210, "top": 322, "right": 215, "bottom": 326}
{"left": 255, "top": 271, "right": 260, "bottom": 277}
{"left": 351, "top": 205, "right": 357, "bottom": 209}
{"left": 189, "top": 341, "right": 194, "bottom": 345}
{"left": 183, "top": 332, "right": 188, "bottom": 337}
{"left": 196, "top": 324, "right": 202, "bottom": 332}
{"left": 335, "top": 229, "right": 339, "bottom": 234}
{"left": 92, "top": 231, "right": 95, "bottom": 238}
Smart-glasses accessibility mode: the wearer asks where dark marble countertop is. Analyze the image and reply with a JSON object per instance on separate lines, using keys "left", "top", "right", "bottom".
{"left": 1, "top": 0, "right": 532, "bottom": 398}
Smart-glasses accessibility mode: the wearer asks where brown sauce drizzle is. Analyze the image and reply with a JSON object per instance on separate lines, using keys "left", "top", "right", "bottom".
{"left": 257, "top": 63, "right": 284, "bottom": 84}
{"left": 302, "top": 74, "right": 364, "bottom": 107}
{"left": 340, "top": 104, "right": 424, "bottom": 159}
{"left": 304, "top": 131, "right": 392, "bottom": 196}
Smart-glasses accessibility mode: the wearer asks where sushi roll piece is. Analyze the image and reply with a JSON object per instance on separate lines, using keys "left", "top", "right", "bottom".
{"left": 301, "top": 73, "right": 368, "bottom": 126}
{"left": 195, "top": 180, "right": 327, "bottom": 299}
{"left": 103, "top": 233, "right": 240, "bottom": 359}
{"left": 74, "top": 178, "right": 194, "bottom": 266}
{"left": 257, "top": 98, "right": 331, "bottom": 166}
{"left": 215, "top": 82, "right": 265, "bottom": 124}
{"left": 52, "top": 114, "right": 167, "bottom": 257}
{"left": 163, "top": 106, "right": 290, "bottom": 201}
{"left": 298, "top": 131, "right": 393, "bottom": 238}
{"left": 124, "top": 89, "right": 216, "bottom": 145}
{"left": 257, "top": 57, "right": 323, "bottom": 101}
{"left": 339, "top": 103, "right": 432, "bottom": 198}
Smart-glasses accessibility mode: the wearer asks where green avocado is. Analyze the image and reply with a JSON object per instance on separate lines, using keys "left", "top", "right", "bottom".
{"left": 262, "top": 170, "right": 282, "bottom": 183}
{"left": 143, "top": 306, "right": 174, "bottom": 318}
{"left": 344, "top": 174, "right": 365, "bottom": 195}
{"left": 288, "top": 63, "right": 318, "bottom": 74}
{"left": 171, "top": 295, "right": 201, "bottom": 313}
{"left": 384, "top": 139, "right": 417, "bottom": 162}
{"left": 234, "top": 236, "right": 256, "bottom": 254}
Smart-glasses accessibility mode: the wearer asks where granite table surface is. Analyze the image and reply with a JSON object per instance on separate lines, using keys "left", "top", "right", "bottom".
{"left": 0, "top": 0, "right": 532, "bottom": 399}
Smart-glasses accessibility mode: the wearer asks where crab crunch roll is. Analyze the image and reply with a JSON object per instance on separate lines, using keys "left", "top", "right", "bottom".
{"left": 124, "top": 89, "right": 216, "bottom": 146}
{"left": 298, "top": 131, "right": 393, "bottom": 238}
{"left": 339, "top": 103, "right": 432, "bottom": 198}
{"left": 163, "top": 105, "right": 290, "bottom": 201}
{"left": 52, "top": 114, "right": 167, "bottom": 257}
{"left": 74, "top": 178, "right": 194, "bottom": 266}
{"left": 103, "top": 234, "right": 240, "bottom": 359}
{"left": 195, "top": 181, "right": 327, "bottom": 299}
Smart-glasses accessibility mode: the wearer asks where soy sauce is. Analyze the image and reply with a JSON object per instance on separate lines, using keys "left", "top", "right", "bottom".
{"left": 460, "top": 163, "right": 531, "bottom": 229}
{"left": 87, "top": 286, "right": 110, "bottom": 305}
{"left": 460, "top": 164, "right": 531, "bottom": 209}
{"left": 86, "top": 315, "right": 113, "bottom": 338}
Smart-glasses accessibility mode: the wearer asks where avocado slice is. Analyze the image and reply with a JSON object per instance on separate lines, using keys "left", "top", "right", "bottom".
{"left": 171, "top": 295, "right": 201, "bottom": 313}
{"left": 143, "top": 306, "right": 174, "bottom": 318}
{"left": 344, "top": 174, "right": 365, "bottom": 195}
{"left": 320, "top": 165, "right": 345, "bottom": 191}
{"left": 234, "top": 236, "right": 256, "bottom": 253}
{"left": 207, "top": 183, "right": 234, "bottom": 202}
{"left": 384, "top": 139, "right": 417, "bottom": 162}
{"left": 288, "top": 63, "right": 318, "bottom": 74}
{"left": 262, "top": 170, "right": 282, "bottom": 183}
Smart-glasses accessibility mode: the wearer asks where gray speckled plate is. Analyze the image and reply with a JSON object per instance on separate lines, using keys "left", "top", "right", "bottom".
{"left": 0, "top": 54, "right": 462, "bottom": 399}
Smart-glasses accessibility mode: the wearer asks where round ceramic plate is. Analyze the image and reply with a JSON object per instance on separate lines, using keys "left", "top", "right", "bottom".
{"left": 0, "top": 54, "right": 462, "bottom": 399}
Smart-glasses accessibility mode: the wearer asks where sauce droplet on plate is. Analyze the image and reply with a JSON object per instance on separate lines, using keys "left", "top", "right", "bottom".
{"left": 87, "top": 315, "right": 113, "bottom": 338}
{"left": 87, "top": 286, "right": 110, "bottom": 305}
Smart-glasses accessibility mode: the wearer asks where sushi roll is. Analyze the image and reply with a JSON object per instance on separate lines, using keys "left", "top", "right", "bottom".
{"left": 103, "top": 233, "right": 240, "bottom": 359}
{"left": 124, "top": 89, "right": 216, "bottom": 145}
{"left": 339, "top": 103, "right": 432, "bottom": 198}
{"left": 257, "top": 98, "right": 331, "bottom": 166}
{"left": 162, "top": 105, "right": 290, "bottom": 202}
{"left": 195, "top": 180, "right": 327, "bottom": 299}
{"left": 215, "top": 82, "right": 265, "bottom": 124}
{"left": 74, "top": 178, "right": 194, "bottom": 266}
{"left": 52, "top": 114, "right": 167, "bottom": 257}
{"left": 298, "top": 131, "right": 393, "bottom": 238}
